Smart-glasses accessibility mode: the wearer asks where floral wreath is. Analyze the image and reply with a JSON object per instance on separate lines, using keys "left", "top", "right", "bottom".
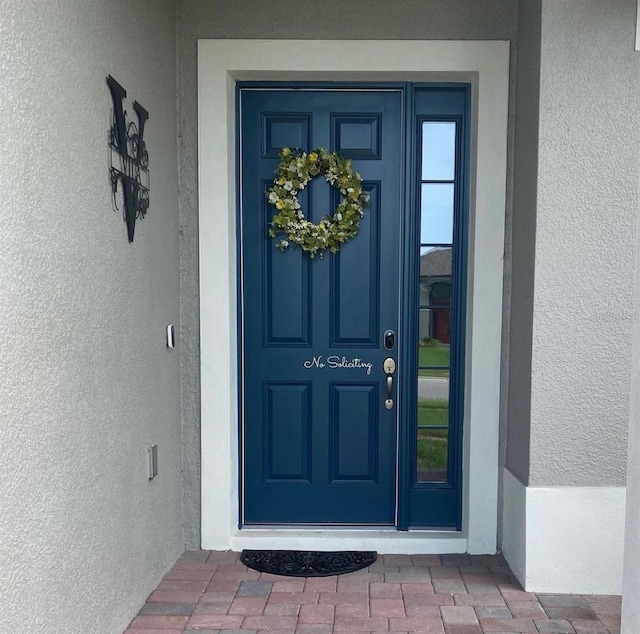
{"left": 267, "top": 147, "right": 370, "bottom": 258}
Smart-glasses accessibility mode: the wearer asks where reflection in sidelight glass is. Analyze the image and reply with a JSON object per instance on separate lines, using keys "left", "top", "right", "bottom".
{"left": 418, "top": 308, "right": 452, "bottom": 347}
{"left": 421, "top": 122, "right": 456, "bottom": 181}
{"left": 419, "top": 246, "right": 452, "bottom": 308}
{"left": 420, "top": 183, "right": 454, "bottom": 244}
{"left": 417, "top": 384, "right": 449, "bottom": 482}
{"left": 420, "top": 246, "right": 453, "bottom": 271}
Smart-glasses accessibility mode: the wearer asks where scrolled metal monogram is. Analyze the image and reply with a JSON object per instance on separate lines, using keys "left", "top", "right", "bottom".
{"left": 107, "top": 75, "right": 149, "bottom": 242}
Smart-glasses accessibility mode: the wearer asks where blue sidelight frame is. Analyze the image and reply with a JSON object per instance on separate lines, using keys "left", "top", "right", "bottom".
{"left": 235, "top": 82, "right": 470, "bottom": 530}
{"left": 398, "top": 85, "right": 470, "bottom": 530}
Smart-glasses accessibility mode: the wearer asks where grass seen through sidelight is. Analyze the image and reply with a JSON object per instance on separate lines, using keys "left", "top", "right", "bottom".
{"left": 417, "top": 398, "right": 449, "bottom": 480}
{"left": 418, "top": 344, "right": 450, "bottom": 377}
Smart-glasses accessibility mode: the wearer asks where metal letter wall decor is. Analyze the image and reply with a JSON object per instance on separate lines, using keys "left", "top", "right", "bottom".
{"left": 107, "top": 75, "right": 149, "bottom": 242}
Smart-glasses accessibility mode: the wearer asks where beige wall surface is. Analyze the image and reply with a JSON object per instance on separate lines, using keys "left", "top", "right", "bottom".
{"left": 0, "top": 1, "right": 182, "bottom": 631}
{"left": 528, "top": 0, "right": 640, "bottom": 486}
{"left": 178, "top": 0, "right": 518, "bottom": 548}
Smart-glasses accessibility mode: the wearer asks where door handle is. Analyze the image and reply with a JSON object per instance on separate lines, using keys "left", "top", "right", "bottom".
{"left": 383, "top": 357, "right": 396, "bottom": 410}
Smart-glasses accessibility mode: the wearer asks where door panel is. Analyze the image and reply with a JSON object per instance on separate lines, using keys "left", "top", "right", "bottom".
{"left": 240, "top": 89, "right": 403, "bottom": 524}
{"left": 330, "top": 383, "right": 378, "bottom": 482}
{"left": 330, "top": 183, "right": 380, "bottom": 346}
{"left": 264, "top": 383, "right": 311, "bottom": 481}
{"left": 264, "top": 242, "right": 311, "bottom": 345}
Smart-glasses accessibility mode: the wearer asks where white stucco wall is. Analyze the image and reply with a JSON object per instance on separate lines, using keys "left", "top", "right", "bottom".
{"left": 177, "top": 0, "right": 518, "bottom": 548}
{"left": 0, "top": 1, "right": 182, "bottom": 632}
{"left": 529, "top": 0, "right": 640, "bottom": 487}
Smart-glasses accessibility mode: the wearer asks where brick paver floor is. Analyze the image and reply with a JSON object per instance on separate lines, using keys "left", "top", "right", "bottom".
{"left": 125, "top": 551, "right": 621, "bottom": 634}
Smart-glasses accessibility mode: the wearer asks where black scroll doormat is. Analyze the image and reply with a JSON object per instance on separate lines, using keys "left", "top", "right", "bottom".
{"left": 240, "top": 549, "right": 377, "bottom": 577}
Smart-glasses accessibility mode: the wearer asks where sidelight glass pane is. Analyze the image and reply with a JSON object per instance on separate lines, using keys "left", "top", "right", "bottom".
{"left": 419, "top": 247, "right": 452, "bottom": 308}
{"left": 421, "top": 122, "right": 456, "bottom": 181}
{"left": 420, "top": 183, "right": 454, "bottom": 244}
{"left": 418, "top": 359, "right": 450, "bottom": 380}
{"left": 420, "top": 246, "right": 452, "bottom": 272}
{"left": 417, "top": 389, "right": 449, "bottom": 482}
{"left": 418, "top": 308, "right": 452, "bottom": 348}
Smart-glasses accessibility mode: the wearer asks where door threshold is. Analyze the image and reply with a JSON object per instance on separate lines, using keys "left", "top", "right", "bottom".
{"left": 232, "top": 528, "right": 467, "bottom": 554}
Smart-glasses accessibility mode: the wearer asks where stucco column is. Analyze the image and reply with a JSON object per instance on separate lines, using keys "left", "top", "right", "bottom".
{"left": 504, "top": 0, "right": 639, "bottom": 595}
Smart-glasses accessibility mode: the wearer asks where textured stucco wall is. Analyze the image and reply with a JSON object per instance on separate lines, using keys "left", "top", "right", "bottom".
{"left": 506, "top": 0, "right": 541, "bottom": 486}
{"left": 0, "top": 1, "right": 182, "bottom": 632}
{"left": 528, "top": 0, "right": 640, "bottom": 486}
{"left": 177, "top": 0, "right": 518, "bottom": 547}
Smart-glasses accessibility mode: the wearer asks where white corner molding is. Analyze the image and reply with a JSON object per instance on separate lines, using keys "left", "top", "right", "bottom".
{"left": 503, "top": 468, "right": 626, "bottom": 595}
{"left": 198, "top": 39, "right": 510, "bottom": 552}
{"left": 636, "top": 0, "right": 640, "bottom": 51}
{"left": 502, "top": 469, "right": 527, "bottom": 584}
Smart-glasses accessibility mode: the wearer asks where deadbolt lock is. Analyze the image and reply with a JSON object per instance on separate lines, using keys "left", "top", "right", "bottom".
{"left": 383, "top": 357, "right": 396, "bottom": 375}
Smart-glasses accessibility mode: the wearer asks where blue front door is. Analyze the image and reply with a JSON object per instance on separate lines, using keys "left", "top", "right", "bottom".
{"left": 238, "top": 84, "right": 469, "bottom": 528}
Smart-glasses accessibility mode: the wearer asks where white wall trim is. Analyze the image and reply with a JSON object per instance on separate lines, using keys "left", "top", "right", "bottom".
{"left": 198, "top": 39, "right": 510, "bottom": 552}
{"left": 502, "top": 468, "right": 626, "bottom": 594}
{"left": 622, "top": 166, "right": 640, "bottom": 630}
{"left": 231, "top": 530, "right": 466, "bottom": 554}
{"left": 636, "top": 0, "right": 640, "bottom": 51}
{"left": 502, "top": 469, "right": 527, "bottom": 584}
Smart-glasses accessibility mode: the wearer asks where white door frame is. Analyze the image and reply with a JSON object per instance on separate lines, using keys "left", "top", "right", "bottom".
{"left": 198, "top": 39, "right": 509, "bottom": 553}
